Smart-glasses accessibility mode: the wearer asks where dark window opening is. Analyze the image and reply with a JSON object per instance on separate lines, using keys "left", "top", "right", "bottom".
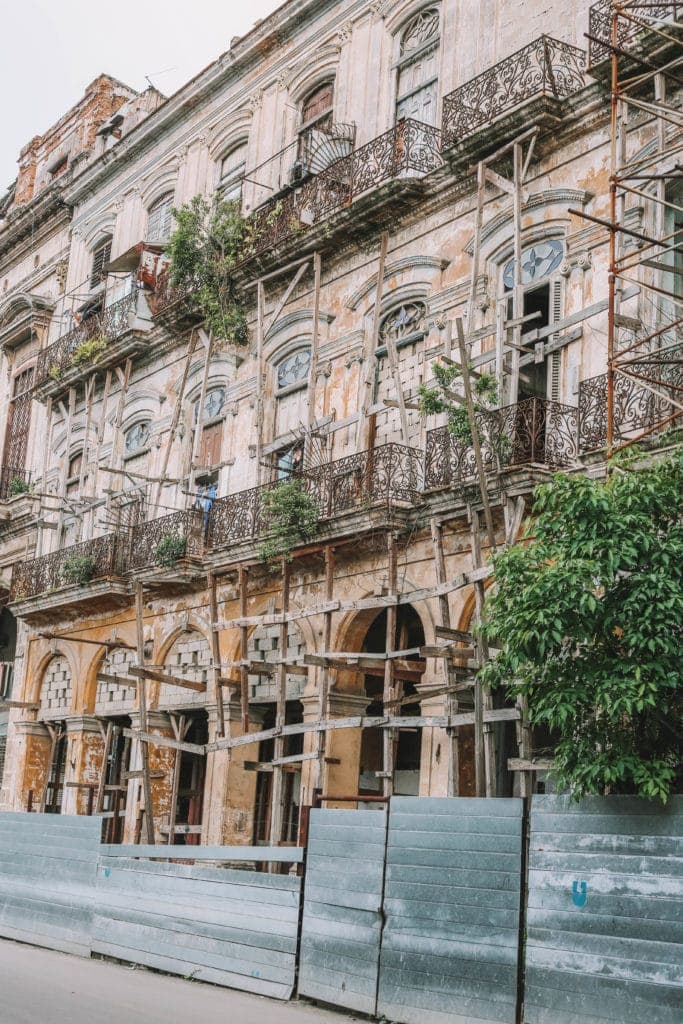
{"left": 172, "top": 712, "right": 209, "bottom": 846}
{"left": 101, "top": 720, "right": 132, "bottom": 844}
{"left": 44, "top": 729, "right": 68, "bottom": 814}
{"left": 90, "top": 238, "right": 112, "bottom": 290}
{"left": 253, "top": 701, "right": 303, "bottom": 845}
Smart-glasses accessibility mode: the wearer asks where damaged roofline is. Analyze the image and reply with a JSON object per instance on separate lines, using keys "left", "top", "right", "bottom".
{"left": 63, "top": 0, "right": 341, "bottom": 206}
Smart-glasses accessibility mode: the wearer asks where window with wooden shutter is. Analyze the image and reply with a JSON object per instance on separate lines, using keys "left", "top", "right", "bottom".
{"left": 2, "top": 365, "right": 34, "bottom": 474}
{"left": 396, "top": 8, "right": 440, "bottom": 126}
{"left": 198, "top": 421, "right": 223, "bottom": 468}
{"left": 147, "top": 194, "right": 174, "bottom": 243}
{"left": 90, "top": 237, "right": 112, "bottom": 289}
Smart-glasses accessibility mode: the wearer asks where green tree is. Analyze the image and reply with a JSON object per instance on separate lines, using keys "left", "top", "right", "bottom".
{"left": 480, "top": 449, "right": 683, "bottom": 801}
{"left": 167, "top": 195, "right": 249, "bottom": 344}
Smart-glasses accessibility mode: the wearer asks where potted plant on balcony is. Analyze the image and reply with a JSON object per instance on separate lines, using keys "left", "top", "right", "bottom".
{"left": 62, "top": 554, "right": 96, "bottom": 586}
{"left": 166, "top": 196, "right": 249, "bottom": 345}
{"left": 259, "top": 479, "right": 319, "bottom": 564}
{"left": 153, "top": 531, "right": 187, "bottom": 568}
{"left": 71, "top": 335, "right": 107, "bottom": 368}
{"left": 7, "top": 476, "right": 30, "bottom": 498}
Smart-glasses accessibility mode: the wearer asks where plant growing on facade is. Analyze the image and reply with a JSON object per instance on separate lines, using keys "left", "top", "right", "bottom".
{"left": 479, "top": 448, "right": 683, "bottom": 802}
{"left": 167, "top": 196, "right": 249, "bottom": 344}
{"left": 418, "top": 362, "right": 498, "bottom": 447}
{"left": 153, "top": 532, "right": 187, "bottom": 568}
{"left": 62, "top": 555, "right": 96, "bottom": 586}
{"left": 259, "top": 478, "right": 320, "bottom": 563}
{"left": 71, "top": 336, "right": 107, "bottom": 368}
{"left": 7, "top": 476, "right": 30, "bottom": 497}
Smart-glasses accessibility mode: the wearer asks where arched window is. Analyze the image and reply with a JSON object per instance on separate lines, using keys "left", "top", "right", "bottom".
{"left": 276, "top": 347, "right": 311, "bottom": 392}
{"left": 146, "top": 193, "right": 174, "bottom": 243}
{"left": 124, "top": 420, "right": 151, "bottom": 455}
{"left": 193, "top": 386, "right": 227, "bottom": 423}
{"left": 378, "top": 300, "right": 427, "bottom": 348}
{"left": 218, "top": 143, "right": 248, "bottom": 203}
{"left": 396, "top": 8, "right": 440, "bottom": 125}
{"left": 90, "top": 235, "right": 112, "bottom": 289}
{"left": 298, "top": 82, "right": 334, "bottom": 165}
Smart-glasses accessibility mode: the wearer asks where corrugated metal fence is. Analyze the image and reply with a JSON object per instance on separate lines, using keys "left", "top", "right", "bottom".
{"left": 0, "top": 796, "right": 681, "bottom": 1019}
{"left": 524, "top": 795, "right": 683, "bottom": 1024}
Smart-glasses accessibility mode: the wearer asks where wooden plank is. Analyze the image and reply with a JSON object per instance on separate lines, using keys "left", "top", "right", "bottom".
{"left": 123, "top": 728, "right": 205, "bottom": 756}
{"left": 99, "top": 845, "right": 304, "bottom": 862}
{"left": 128, "top": 666, "right": 207, "bottom": 693}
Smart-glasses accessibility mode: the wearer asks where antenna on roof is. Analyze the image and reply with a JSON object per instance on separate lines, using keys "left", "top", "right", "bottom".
{"left": 144, "top": 68, "right": 177, "bottom": 90}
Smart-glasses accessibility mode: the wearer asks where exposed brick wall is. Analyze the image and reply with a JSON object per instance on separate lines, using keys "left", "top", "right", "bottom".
{"left": 39, "top": 655, "right": 72, "bottom": 720}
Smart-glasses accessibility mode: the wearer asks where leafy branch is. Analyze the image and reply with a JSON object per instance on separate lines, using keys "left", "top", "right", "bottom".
{"left": 479, "top": 447, "right": 683, "bottom": 802}
{"left": 418, "top": 361, "right": 498, "bottom": 445}
{"left": 167, "top": 196, "right": 249, "bottom": 344}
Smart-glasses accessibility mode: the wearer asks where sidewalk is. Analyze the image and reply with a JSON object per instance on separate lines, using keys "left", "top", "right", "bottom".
{"left": 0, "top": 938, "right": 361, "bottom": 1024}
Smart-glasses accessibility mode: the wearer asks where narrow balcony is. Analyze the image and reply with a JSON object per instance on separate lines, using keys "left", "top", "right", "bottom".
{"left": 207, "top": 442, "right": 423, "bottom": 559}
{"left": 239, "top": 119, "right": 443, "bottom": 274}
{"left": 34, "top": 288, "right": 153, "bottom": 400}
{"left": 0, "top": 465, "right": 32, "bottom": 502}
{"left": 129, "top": 509, "right": 206, "bottom": 585}
{"left": 587, "top": 2, "right": 681, "bottom": 72}
{"left": 578, "top": 368, "right": 683, "bottom": 453}
{"left": 424, "top": 398, "right": 579, "bottom": 491}
{"left": 9, "top": 533, "right": 129, "bottom": 620}
{"left": 441, "top": 36, "right": 587, "bottom": 157}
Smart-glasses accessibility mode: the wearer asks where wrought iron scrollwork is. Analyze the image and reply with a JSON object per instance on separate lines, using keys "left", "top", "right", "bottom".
{"left": 10, "top": 533, "right": 124, "bottom": 601}
{"left": 579, "top": 360, "right": 683, "bottom": 451}
{"left": 35, "top": 289, "right": 138, "bottom": 388}
{"left": 207, "top": 443, "right": 423, "bottom": 552}
{"left": 425, "top": 398, "right": 579, "bottom": 490}
{"left": 588, "top": 2, "right": 680, "bottom": 66}
{"left": 441, "top": 35, "right": 586, "bottom": 146}
{"left": 129, "top": 509, "right": 205, "bottom": 571}
{"left": 244, "top": 120, "right": 443, "bottom": 261}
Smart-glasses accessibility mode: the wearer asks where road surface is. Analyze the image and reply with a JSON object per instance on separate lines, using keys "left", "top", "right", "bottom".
{"left": 0, "top": 938, "right": 361, "bottom": 1024}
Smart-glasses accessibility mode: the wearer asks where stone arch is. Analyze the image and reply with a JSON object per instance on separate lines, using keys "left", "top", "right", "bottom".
{"left": 37, "top": 654, "right": 74, "bottom": 721}
{"left": 155, "top": 626, "right": 212, "bottom": 711}
{"left": 93, "top": 646, "right": 137, "bottom": 716}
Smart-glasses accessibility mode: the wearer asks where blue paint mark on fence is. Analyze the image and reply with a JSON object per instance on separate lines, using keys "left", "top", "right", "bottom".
{"left": 572, "top": 880, "right": 587, "bottom": 907}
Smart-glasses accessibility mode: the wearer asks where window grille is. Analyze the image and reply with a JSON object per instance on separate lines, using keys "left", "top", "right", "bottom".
{"left": 90, "top": 237, "right": 112, "bottom": 289}
{"left": 147, "top": 194, "right": 174, "bottom": 243}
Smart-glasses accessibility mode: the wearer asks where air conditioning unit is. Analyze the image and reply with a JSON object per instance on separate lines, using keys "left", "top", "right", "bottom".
{"left": 289, "top": 160, "right": 310, "bottom": 185}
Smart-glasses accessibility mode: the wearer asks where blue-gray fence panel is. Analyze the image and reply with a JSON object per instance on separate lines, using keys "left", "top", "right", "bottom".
{"left": 377, "top": 797, "right": 524, "bottom": 1024}
{"left": 93, "top": 855, "right": 301, "bottom": 999}
{"left": 0, "top": 811, "right": 101, "bottom": 956}
{"left": 298, "top": 806, "right": 388, "bottom": 1013}
{"left": 524, "top": 794, "right": 683, "bottom": 1024}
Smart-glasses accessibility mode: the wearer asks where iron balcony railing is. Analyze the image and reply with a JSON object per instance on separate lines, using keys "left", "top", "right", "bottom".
{"left": 425, "top": 398, "right": 579, "bottom": 490}
{"left": 578, "top": 360, "right": 683, "bottom": 452}
{"left": 244, "top": 119, "right": 443, "bottom": 261}
{"left": 128, "top": 508, "right": 205, "bottom": 573}
{"left": 207, "top": 442, "right": 423, "bottom": 551}
{"left": 10, "top": 533, "right": 126, "bottom": 602}
{"left": 0, "top": 465, "right": 32, "bottom": 501}
{"left": 587, "top": 2, "right": 681, "bottom": 66}
{"left": 441, "top": 35, "right": 586, "bottom": 148}
{"left": 34, "top": 289, "right": 141, "bottom": 388}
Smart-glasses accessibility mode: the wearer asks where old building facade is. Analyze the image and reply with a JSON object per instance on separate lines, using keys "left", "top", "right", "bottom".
{"left": 0, "top": 0, "right": 679, "bottom": 845}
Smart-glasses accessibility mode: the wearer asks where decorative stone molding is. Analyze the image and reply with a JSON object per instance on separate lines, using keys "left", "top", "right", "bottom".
{"left": 327, "top": 691, "right": 373, "bottom": 716}
{"left": 344, "top": 346, "right": 364, "bottom": 368}
{"left": 347, "top": 256, "right": 449, "bottom": 311}
{"left": 316, "top": 360, "right": 332, "bottom": 379}
{"left": 65, "top": 716, "right": 102, "bottom": 735}
{"left": 560, "top": 250, "right": 593, "bottom": 276}
{"left": 464, "top": 189, "right": 594, "bottom": 256}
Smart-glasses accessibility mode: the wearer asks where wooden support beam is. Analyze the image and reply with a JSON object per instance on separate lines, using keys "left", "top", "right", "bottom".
{"left": 208, "top": 571, "right": 225, "bottom": 738}
{"left": 317, "top": 544, "right": 335, "bottom": 790}
{"left": 40, "top": 632, "right": 136, "bottom": 650}
{"left": 96, "top": 672, "right": 138, "bottom": 688}
{"left": 153, "top": 331, "right": 198, "bottom": 508}
{"left": 356, "top": 230, "right": 389, "bottom": 450}
{"left": 244, "top": 752, "right": 318, "bottom": 773}
{"left": 0, "top": 700, "right": 40, "bottom": 710}
{"left": 269, "top": 557, "right": 291, "bottom": 847}
{"left": 238, "top": 566, "right": 250, "bottom": 731}
{"left": 123, "top": 728, "right": 205, "bottom": 756}
{"left": 508, "top": 757, "right": 554, "bottom": 771}
{"left": 135, "top": 582, "right": 155, "bottom": 845}
{"left": 127, "top": 666, "right": 207, "bottom": 693}
{"left": 382, "top": 532, "right": 398, "bottom": 798}
{"left": 95, "top": 720, "right": 113, "bottom": 815}
{"left": 434, "top": 625, "right": 473, "bottom": 643}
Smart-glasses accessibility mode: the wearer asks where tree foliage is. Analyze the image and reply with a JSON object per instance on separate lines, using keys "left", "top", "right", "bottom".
{"left": 480, "top": 449, "right": 683, "bottom": 801}
{"left": 259, "top": 479, "right": 319, "bottom": 564}
{"left": 418, "top": 362, "right": 498, "bottom": 445}
{"left": 167, "top": 196, "right": 249, "bottom": 344}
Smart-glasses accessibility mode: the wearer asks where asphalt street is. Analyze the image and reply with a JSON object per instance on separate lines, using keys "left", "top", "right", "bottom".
{"left": 0, "top": 938, "right": 361, "bottom": 1024}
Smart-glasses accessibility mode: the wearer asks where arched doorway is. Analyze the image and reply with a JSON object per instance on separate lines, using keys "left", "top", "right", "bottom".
{"left": 358, "top": 605, "right": 425, "bottom": 798}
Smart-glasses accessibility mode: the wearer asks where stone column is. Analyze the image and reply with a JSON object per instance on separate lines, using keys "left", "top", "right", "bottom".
{"left": 7, "top": 721, "right": 52, "bottom": 811}
{"left": 203, "top": 701, "right": 265, "bottom": 846}
{"left": 63, "top": 716, "right": 105, "bottom": 816}
{"left": 312, "top": 691, "right": 371, "bottom": 807}
{"left": 123, "top": 710, "right": 175, "bottom": 843}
